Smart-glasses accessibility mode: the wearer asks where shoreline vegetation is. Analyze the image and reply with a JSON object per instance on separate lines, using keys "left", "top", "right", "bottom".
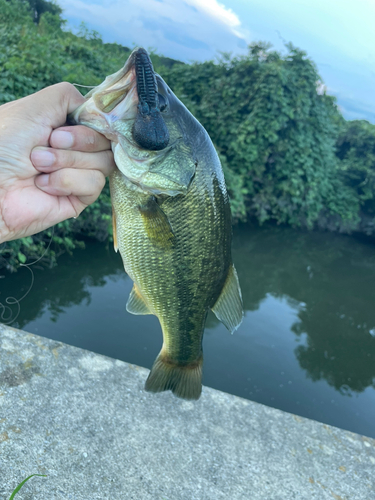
{"left": 1, "top": 0, "right": 374, "bottom": 272}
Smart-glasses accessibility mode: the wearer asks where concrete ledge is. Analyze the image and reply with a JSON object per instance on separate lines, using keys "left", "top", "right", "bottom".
{"left": 0, "top": 323, "right": 374, "bottom": 500}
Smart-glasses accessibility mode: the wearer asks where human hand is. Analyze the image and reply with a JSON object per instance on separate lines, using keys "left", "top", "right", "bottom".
{"left": 0, "top": 82, "right": 115, "bottom": 243}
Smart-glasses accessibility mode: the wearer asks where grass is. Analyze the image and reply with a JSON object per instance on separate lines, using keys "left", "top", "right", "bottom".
{"left": 8, "top": 475, "right": 47, "bottom": 499}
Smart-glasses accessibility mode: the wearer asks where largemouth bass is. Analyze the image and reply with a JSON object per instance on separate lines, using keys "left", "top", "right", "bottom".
{"left": 70, "top": 47, "right": 243, "bottom": 399}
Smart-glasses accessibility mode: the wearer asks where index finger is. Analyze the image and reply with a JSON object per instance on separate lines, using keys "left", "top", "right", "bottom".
{"left": 27, "top": 82, "right": 85, "bottom": 129}
{"left": 50, "top": 125, "right": 112, "bottom": 153}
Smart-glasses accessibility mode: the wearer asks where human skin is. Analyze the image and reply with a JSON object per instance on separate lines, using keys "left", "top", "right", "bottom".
{"left": 0, "top": 82, "right": 116, "bottom": 243}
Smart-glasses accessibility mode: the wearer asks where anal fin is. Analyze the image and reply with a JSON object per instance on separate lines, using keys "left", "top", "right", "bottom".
{"left": 212, "top": 264, "right": 243, "bottom": 333}
{"left": 126, "top": 284, "right": 153, "bottom": 315}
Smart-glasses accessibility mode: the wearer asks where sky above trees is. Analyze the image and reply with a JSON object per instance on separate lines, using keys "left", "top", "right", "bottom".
{"left": 58, "top": 0, "right": 375, "bottom": 123}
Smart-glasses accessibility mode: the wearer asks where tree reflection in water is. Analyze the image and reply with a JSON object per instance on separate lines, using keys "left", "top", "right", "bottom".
{"left": 1, "top": 242, "right": 124, "bottom": 328}
{"left": 232, "top": 225, "right": 375, "bottom": 395}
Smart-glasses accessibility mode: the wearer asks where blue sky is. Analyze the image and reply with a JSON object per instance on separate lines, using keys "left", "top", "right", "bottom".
{"left": 58, "top": 0, "right": 375, "bottom": 123}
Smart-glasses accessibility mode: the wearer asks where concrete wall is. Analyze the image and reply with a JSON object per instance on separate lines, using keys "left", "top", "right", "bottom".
{"left": 0, "top": 324, "right": 374, "bottom": 499}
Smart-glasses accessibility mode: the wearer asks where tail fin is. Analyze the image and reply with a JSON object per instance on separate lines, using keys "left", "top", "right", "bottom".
{"left": 145, "top": 352, "right": 203, "bottom": 400}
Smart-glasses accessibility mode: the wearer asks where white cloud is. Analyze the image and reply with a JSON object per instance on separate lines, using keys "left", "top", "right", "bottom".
{"left": 186, "top": 0, "right": 247, "bottom": 39}
{"left": 58, "top": 0, "right": 250, "bottom": 62}
{"left": 189, "top": 0, "right": 240, "bottom": 27}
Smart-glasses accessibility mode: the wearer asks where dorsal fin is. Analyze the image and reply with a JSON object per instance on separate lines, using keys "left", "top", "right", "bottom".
{"left": 112, "top": 208, "right": 118, "bottom": 253}
{"left": 211, "top": 264, "right": 243, "bottom": 333}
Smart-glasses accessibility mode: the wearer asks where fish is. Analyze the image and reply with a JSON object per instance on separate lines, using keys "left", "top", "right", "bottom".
{"left": 69, "top": 47, "right": 243, "bottom": 400}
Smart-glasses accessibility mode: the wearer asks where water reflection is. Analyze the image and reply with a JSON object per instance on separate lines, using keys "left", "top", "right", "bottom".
{"left": 0, "top": 243, "right": 123, "bottom": 327}
{"left": 232, "top": 226, "right": 375, "bottom": 395}
{"left": 1, "top": 226, "right": 375, "bottom": 436}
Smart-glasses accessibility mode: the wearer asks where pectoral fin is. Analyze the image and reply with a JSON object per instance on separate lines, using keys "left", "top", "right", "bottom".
{"left": 112, "top": 208, "right": 118, "bottom": 253}
{"left": 138, "top": 197, "right": 175, "bottom": 249}
{"left": 126, "top": 284, "right": 153, "bottom": 315}
{"left": 212, "top": 264, "right": 243, "bottom": 333}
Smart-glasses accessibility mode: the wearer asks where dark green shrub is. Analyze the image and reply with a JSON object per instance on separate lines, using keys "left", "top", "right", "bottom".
{"left": 336, "top": 120, "right": 375, "bottom": 234}
{"left": 1, "top": 0, "right": 374, "bottom": 271}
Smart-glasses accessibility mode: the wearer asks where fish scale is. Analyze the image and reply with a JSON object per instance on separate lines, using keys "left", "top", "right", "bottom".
{"left": 111, "top": 146, "right": 231, "bottom": 364}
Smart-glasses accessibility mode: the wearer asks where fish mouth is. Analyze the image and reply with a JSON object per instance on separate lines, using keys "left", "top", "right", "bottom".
{"left": 132, "top": 48, "right": 170, "bottom": 151}
{"left": 69, "top": 47, "right": 170, "bottom": 151}
{"left": 68, "top": 53, "right": 138, "bottom": 137}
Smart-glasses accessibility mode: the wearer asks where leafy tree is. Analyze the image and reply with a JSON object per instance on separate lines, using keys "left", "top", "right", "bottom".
{"left": 163, "top": 43, "right": 360, "bottom": 228}
{"left": 27, "top": 0, "right": 63, "bottom": 24}
{"left": 336, "top": 120, "right": 375, "bottom": 234}
{"left": 0, "top": 0, "right": 374, "bottom": 271}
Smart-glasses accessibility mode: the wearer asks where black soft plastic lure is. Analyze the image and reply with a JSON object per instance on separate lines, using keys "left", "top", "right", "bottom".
{"left": 132, "top": 48, "right": 169, "bottom": 151}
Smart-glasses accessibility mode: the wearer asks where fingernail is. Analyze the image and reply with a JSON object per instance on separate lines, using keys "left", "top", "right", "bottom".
{"left": 31, "top": 149, "right": 55, "bottom": 168}
{"left": 51, "top": 130, "right": 74, "bottom": 149}
{"left": 36, "top": 174, "right": 49, "bottom": 187}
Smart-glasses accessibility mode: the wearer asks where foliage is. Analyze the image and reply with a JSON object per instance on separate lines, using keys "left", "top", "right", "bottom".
{"left": 0, "top": 2, "right": 131, "bottom": 103}
{"left": 336, "top": 119, "right": 375, "bottom": 234}
{"left": 0, "top": 0, "right": 374, "bottom": 271}
{"left": 0, "top": 0, "right": 129, "bottom": 270}
{"left": 25, "top": 0, "right": 62, "bottom": 24}
{"left": 162, "top": 43, "right": 361, "bottom": 229}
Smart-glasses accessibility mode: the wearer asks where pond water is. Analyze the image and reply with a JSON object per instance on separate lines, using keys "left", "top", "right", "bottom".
{"left": 1, "top": 225, "right": 375, "bottom": 438}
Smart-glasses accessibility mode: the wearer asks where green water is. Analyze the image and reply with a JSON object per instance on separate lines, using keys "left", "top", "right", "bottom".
{"left": 1, "top": 225, "right": 375, "bottom": 438}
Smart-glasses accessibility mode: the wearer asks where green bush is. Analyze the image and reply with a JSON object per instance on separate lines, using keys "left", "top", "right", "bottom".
{"left": 0, "top": 0, "right": 126, "bottom": 270}
{"left": 336, "top": 119, "right": 375, "bottom": 234}
{"left": 162, "top": 43, "right": 361, "bottom": 229}
{"left": 1, "top": 0, "right": 374, "bottom": 271}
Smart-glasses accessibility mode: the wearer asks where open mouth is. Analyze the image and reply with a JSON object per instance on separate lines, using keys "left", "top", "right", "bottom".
{"left": 68, "top": 47, "right": 170, "bottom": 151}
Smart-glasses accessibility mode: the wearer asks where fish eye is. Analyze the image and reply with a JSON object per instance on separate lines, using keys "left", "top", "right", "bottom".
{"left": 158, "top": 94, "right": 167, "bottom": 112}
